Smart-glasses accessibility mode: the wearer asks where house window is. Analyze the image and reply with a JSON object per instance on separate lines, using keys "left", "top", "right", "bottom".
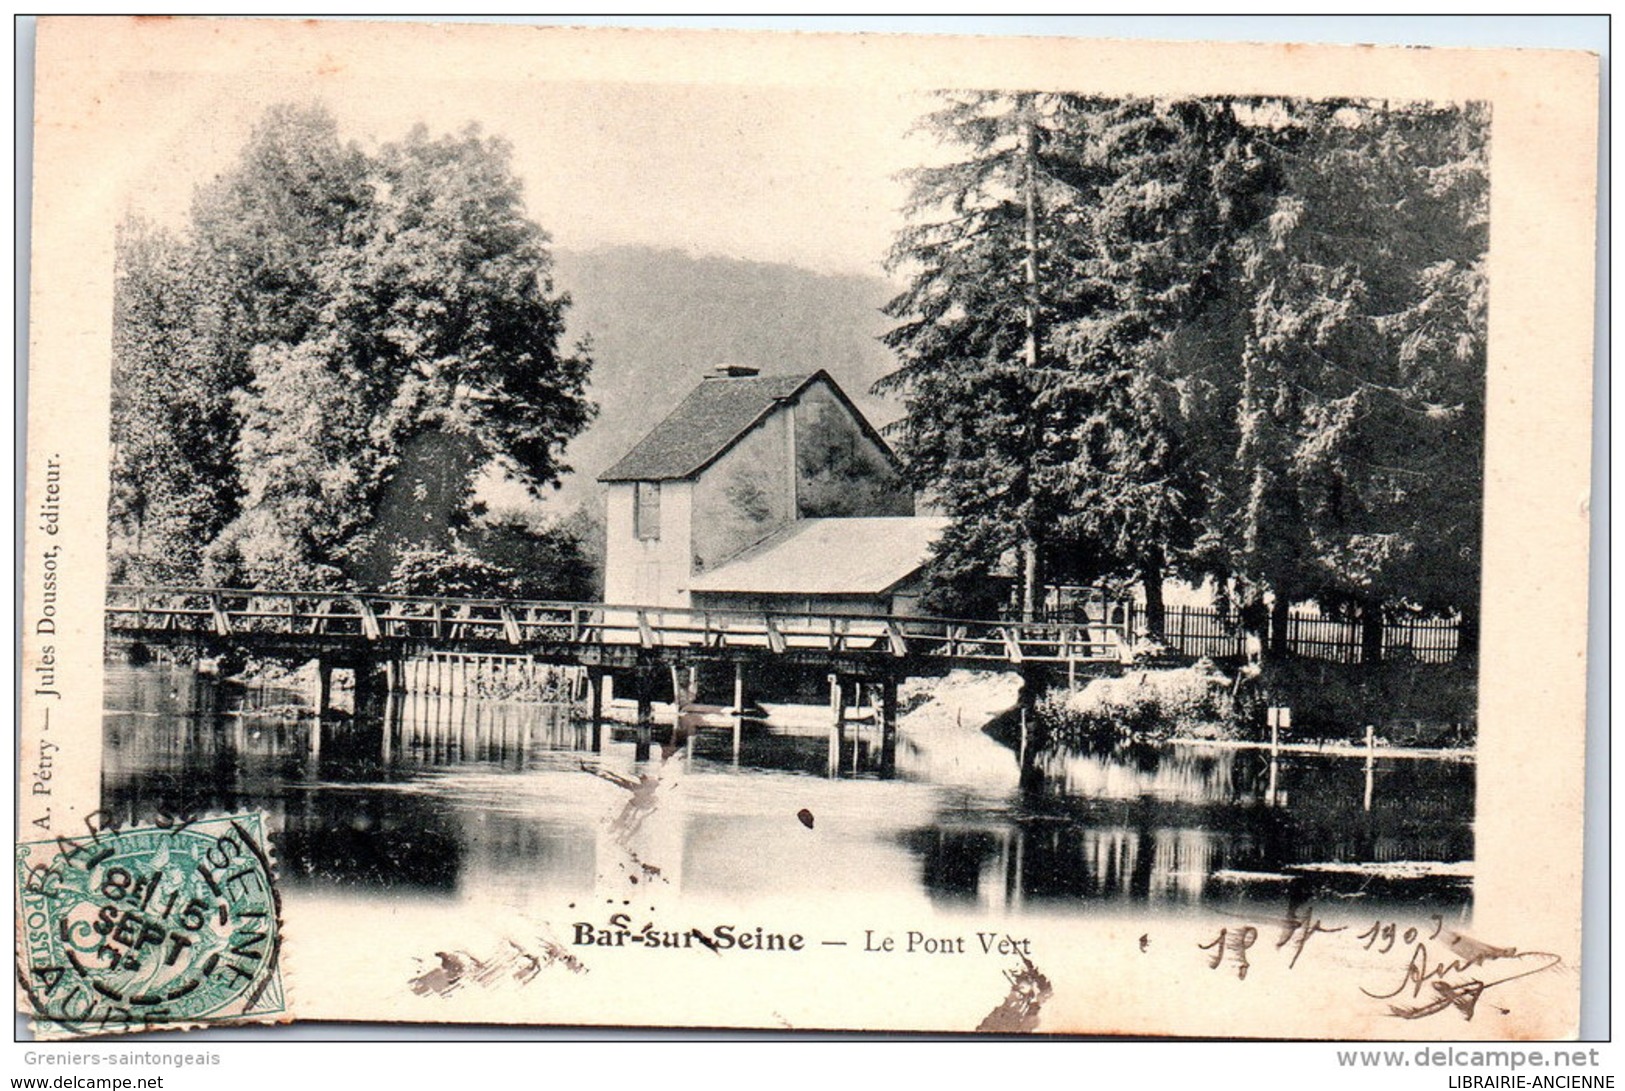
{"left": 634, "top": 481, "right": 661, "bottom": 540}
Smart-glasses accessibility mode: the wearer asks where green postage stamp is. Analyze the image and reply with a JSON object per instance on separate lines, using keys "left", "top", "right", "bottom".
{"left": 15, "top": 812, "right": 286, "bottom": 1037}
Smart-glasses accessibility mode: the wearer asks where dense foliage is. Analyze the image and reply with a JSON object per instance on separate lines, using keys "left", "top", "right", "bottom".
{"left": 882, "top": 93, "right": 1487, "bottom": 655}
{"left": 110, "top": 104, "right": 594, "bottom": 593}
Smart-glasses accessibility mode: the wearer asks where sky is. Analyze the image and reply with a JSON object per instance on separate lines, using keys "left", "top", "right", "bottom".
{"left": 116, "top": 70, "right": 932, "bottom": 280}
{"left": 101, "top": 16, "right": 1604, "bottom": 282}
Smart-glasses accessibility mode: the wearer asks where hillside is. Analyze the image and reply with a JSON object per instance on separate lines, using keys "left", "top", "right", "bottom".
{"left": 482, "top": 245, "right": 903, "bottom": 516}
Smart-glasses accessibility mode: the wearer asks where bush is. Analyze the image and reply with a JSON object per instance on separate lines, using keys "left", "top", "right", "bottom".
{"left": 466, "top": 512, "right": 595, "bottom": 602}
{"left": 385, "top": 549, "right": 515, "bottom": 599}
{"left": 380, "top": 512, "right": 596, "bottom": 602}
{"left": 1037, "top": 661, "right": 1237, "bottom": 744}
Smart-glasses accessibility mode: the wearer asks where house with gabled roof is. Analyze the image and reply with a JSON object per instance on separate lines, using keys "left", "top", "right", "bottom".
{"left": 598, "top": 365, "right": 946, "bottom": 616}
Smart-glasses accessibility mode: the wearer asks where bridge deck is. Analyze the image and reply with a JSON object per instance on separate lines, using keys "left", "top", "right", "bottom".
{"left": 105, "top": 586, "right": 1131, "bottom": 673}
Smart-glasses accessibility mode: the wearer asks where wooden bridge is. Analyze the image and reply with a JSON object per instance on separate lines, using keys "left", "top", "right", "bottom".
{"left": 105, "top": 585, "right": 1133, "bottom": 733}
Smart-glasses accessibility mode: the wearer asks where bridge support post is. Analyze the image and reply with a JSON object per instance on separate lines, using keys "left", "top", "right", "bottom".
{"left": 669, "top": 664, "right": 685, "bottom": 712}
{"left": 668, "top": 664, "right": 688, "bottom": 755}
{"left": 879, "top": 678, "right": 898, "bottom": 778}
{"left": 827, "top": 674, "right": 846, "bottom": 778}
{"left": 731, "top": 662, "right": 745, "bottom": 762}
{"left": 632, "top": 667, "right": 654, "bottom": 762}
{"left": 315, "top": 659, "right": 333, "bottom": 716}
{"left": 355, "top": 661, "right": 373, "bottom": 719}
{"left": 1017, "top": 666, "right": 1041, "bottom": 776}
{"left": 1018, "top": 704, "right": 1029, "bottom": 772}
{"left": 636, "top": 667, "right": 654, "bottom": 727}
{"left": 587, "top": 668, "right": 604, "bottom": 753}
{"left": 380, "top": 695, "right": 396, "bottom": 763}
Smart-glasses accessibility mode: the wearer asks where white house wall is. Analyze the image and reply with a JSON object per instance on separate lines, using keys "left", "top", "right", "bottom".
{"left": 603, "top": 480, "right": 695, "bottom": 608}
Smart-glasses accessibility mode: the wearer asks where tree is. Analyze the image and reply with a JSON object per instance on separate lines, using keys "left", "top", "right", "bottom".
{"left": 112, "top": 103, "right": 594, "bottom": 591}
{"left": 1046, "top": 97, "right": 1282, "bottom": 638}
{"left": 879, "top": 91, "right": 1100, "bottom": 620}
{"left": 1189, "top": 100, "right": 1488, "bottom": 658}
{"left": 882, "top": 92, "right": 1487, "bottom": 659}
{"left": 110, "top": 221, "right": 241, "bottom": 582}
{"left": 882, "top": 94, "right": 1275, "bottom": 632}
{"left": 207, "top": 336, "right": 375, "bottom": 588}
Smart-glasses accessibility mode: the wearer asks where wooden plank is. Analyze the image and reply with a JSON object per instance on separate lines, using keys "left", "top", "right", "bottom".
{"left": 309, "top": 598, "right": 333, "bottom": 636}
{"left": 352, "top": 597, "right": 381, "bottom": 641}
{"left": 637, "top": 610, "right": 656, "bottom": 650}
{"left": 208, "top": 592, "right": 232, "bottom": 638}
{"left": 1000, "top": 626, "right": 1023, "bottom": 664}
{"left": 886, "top": 621, "right": 908, "bottom": 657}
{"left": 763, "top": 616, "right": 786, "bottom": 655}
{"left": 500, "top": 605, "right": 522, "bottom": 645}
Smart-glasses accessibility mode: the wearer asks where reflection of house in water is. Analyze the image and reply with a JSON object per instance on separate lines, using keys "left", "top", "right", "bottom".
{"left": 599, "top": 365, "right": 947, "bottom": 615}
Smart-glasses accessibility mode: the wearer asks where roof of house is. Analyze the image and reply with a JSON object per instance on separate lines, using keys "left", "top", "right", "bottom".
{"left": 688, "top": 516, "right": 952, "bottom": 597}
{"left": 598, "top": 371, "right": 818, "bottom": 482}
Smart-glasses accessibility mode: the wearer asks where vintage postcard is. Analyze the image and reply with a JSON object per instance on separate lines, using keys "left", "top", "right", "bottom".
{"left": 19, "top": 18, "right": 1598, "bottom": 1039}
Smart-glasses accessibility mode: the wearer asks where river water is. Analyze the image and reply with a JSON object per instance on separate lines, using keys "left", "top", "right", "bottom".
{"left": 101, "top": 665, "right": 1473, "bottom": 915}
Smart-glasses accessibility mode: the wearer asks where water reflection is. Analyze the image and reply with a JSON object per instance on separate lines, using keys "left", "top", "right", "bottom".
{"left": 102, "top": 666, "right": 1473, "bottom": 913}
{"left": 909, "top": 740, "right": 1473, "bottom": 909}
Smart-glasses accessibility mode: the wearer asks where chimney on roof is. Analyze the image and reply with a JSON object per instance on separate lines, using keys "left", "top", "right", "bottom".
{"left": 708, "top": 364, "right": 761, "bottom": 379}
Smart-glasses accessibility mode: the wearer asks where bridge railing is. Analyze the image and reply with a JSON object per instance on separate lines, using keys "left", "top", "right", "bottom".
{"left": 105, "top": 586, "right": 1132, "bottom": 665}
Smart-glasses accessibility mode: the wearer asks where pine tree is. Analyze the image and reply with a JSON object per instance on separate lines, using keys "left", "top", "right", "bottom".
{"left": 1240, "top": 101, "right": 1489, "bottom": 659}
{"left": 1047, "top": 97, "right": 1282, "bottom": 638}
{"left": 879, "top": 91, "right": 1098, "bottom": 620}
{"left": 1110, "top": 98, "right": 1492, "bottom": 658}
{"left": 883, "top": 91, "right": 1487, "bottom": 656}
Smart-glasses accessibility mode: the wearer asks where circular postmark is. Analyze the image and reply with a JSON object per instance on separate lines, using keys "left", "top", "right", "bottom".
{"left": 16, "top": 813, "right": 284, "bottom": 1036}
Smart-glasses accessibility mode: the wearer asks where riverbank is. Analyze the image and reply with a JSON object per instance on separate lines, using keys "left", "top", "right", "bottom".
{"left": 1167, "top": 737, "right": 1474, "bottom": 762}
{"left": 1037, "top": 655, "right": 1477, "bottom": 750}
{"left": 1036, "top": 661, "right": 1239, "bottom": 746}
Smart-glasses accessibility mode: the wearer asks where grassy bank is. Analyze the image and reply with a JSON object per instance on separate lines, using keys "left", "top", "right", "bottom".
{"left": 1036, "top": 662, "right": 1239, "bottom": 746}
{"left": 1036, "top": 655, "right": 1476, "bottom": 748}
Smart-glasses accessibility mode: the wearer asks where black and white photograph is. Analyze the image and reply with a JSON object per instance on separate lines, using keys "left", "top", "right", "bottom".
{"left": 17, "top": 17, "right": 1599, "bottom": 1046}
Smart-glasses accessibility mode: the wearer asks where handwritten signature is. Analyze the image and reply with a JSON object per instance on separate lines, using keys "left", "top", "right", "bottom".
{"left": 1360, "top": 933, "right": 1562, "bottom": 1021}
{"left": 1194, "top": 906, "right": 1564, "bottom": 1023}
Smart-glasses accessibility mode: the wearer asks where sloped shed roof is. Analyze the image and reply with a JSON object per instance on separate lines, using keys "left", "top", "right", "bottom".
{"left": 688, "top": 516, "right": 952, "bottom": 596}
{"left": 599, "top": 372, "right": 816, "bottom": 482}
